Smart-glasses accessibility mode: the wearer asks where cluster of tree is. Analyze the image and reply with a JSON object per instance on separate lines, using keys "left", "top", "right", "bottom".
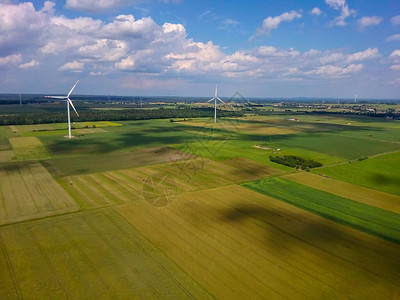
{"left": 269, "top": 155, "right": 322, "bottom": 171}
{"left": 0, "top": 107, "right": 243, "bottom": 125}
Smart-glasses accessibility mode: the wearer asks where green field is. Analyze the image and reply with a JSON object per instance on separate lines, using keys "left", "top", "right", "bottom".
{"left": 243, "top": 177, "right": 400, "bottom": 244}
{"left": 1, "top": 113, "right": 400, "bottom": 298}
{"left": 317, "top": 151, "right": 400, "bottom": 195}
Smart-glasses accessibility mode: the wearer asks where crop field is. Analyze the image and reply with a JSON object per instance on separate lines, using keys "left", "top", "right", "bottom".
{"left": 0, "top": 162, "right": 78, "bottom": 225}
{"left": 9, "top": 136, "right": 51, "bottom": 160}
{"left": 1, "top": 113, "right": 400, "bottom": 298}
{"left": 282, "top": 172, "right": 400, "bottom": 214}
{"left": 60, "top": 157, "right": 279, "bottom": 209}
{"left": 117, "top": 184, "right": 400, "bottom": 299}
{"left": 0, "top": 209, "right": 210, "bottom": 299}
{"left": 318, "top": 151, "right": 400, "bottom": 195}
{"left": 243, "top": 177, "right": 400, "bottom": 243}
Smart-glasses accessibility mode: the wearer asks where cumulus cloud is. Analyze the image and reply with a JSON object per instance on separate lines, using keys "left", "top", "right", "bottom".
{"left": 325, "top": 0, "right": 356, "bottom": 26}
{"left": 391, "top": 15, "right": 400, "bottom": 26}
{"left": 386, "top": 34, "right": 400, "bottom": 42}
{"left": 311, "top": 7, "right": 322, "bottom": 16}
{"left": 18, "top": 59, "right": 40, "bottom": 69}
{"left": 58, "top": 60, "right": 84, "bottom": 72}
{"left": 358, "top": 16, "right": 382, "bottom": 30}
{"left": 65, "top": 0, "right": 133, "bottom": 13}
{"left": 0, "top": 53, "right": 21, "bottom": 66}
{"left": 250, "top": 10, "right": 302, "bottom": 40}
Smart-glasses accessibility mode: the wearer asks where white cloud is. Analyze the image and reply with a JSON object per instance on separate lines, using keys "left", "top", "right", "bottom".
{"left": 311, "top": 7, "right": 322, "bottom": 16}
{"left": 390, "top": 64, "right": 400, "bottom": 71}
{"left": 390, "top": 50, "right": 400, "bottom": 58}
{"left": 347, "top": 48, "right": 379, "bottom": 62}
{"left": 391, "top": 15, "right": 400, "bottom": 26}
{"left": 358, "top": 16, "right": 382, "bottom": 30}
{"left": 58, "top": 60, "right": 84, "bottom": 72}
{"left": 0, "top": 53, "right": 21, "bottom": 66}
{"left": 65, "top": 0, "right": 133, "bottom": 13}
{"left": 251, "top": 10, "right": 302, "bottom": 40}
{"left": 18, "top": 59, "right": 40, "bottom": 69}
{"left": 325, "top": 0, "right": 356, "bottom": 26}
{"left": 386, "top": 34, "right": 400, "bottom": 42}
{"left": 307, "top": 63, "right": 364, "bottom": 77}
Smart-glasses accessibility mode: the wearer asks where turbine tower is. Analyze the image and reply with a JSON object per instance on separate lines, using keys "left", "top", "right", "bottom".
{"left": 207, "top": 85, "right": 224, "bottom": 123}
{"left": 354, "top": 94, "right": 358, "bottom": 103}
{"left": 45, "top": 81, "right": 80, "bottom": 139}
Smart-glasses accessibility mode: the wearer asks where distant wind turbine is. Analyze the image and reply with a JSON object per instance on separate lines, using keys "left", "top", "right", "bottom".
{"left": 19, "top": 93, "right": 22, "bottom": 106}
{"left": 45, "top": 81, "right": 80, "bottom": 139}
{"left": 354, "top": 94, "right": 358, "bottom": 103}
{"left": 207, "top": 85, "right": 224, "bottom": 123}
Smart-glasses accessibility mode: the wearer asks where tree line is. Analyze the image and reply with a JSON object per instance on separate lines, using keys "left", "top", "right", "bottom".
{"left": 0, "top": 107, "right": 243, "bottom": 125}
{"left": 269, "top": 155, "right": 322, "bottom": 171}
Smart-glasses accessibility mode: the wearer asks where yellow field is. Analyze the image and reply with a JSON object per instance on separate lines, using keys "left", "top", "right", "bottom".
{"left": 61, "top": 158, "right": 279, "bottom": 209}
{"left": 117, "top": 184, "right": 400, "bottom": 299}
{"left": 82, "top": 121, "right": 122, "bottom": 127}
{"left": 9, "top": 136, "right": 50, "bottom": 160}
{"left": 0, "top": 209, "right": 210, "bottom": 299}
{"left": 283, "top": 172, "right": 400, "bottom": 214}
{"left": 75, "top": 127, "right": 107, "bottom": 134}
{"left": 0, "top": 162, "right": 79, "bottom": 225}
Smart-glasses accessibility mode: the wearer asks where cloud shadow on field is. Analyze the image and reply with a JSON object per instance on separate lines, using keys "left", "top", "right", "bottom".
{"left": 217, "top": 202, "right": 400, "bottom": 269}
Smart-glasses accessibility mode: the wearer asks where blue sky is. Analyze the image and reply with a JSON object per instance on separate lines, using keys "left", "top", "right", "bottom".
{"left": 1, "top": 0, "right": 400, "bottom": 98}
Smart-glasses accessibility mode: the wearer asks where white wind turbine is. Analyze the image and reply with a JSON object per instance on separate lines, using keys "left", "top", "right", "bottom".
{"left": 207, "top": 85, "right": 224, "bottom": 123}
{"left": 354, "top": 94, "right": 358, "bottom": 103}
{"left": 45, "top": 81, "right": 80, "bottom": 139}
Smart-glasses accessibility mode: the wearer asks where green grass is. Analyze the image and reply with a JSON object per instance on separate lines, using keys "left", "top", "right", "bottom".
{"left": 242, "top": 177, "right": 400, "bottom": 244}
{"left": 264, "top": 132, "right": 400, "bottom": 159}
{"left": 316, "top": 151, "right": 400, "bottom": 196}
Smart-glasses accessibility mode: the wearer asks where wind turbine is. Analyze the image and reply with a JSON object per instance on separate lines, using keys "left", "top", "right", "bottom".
{"left": 19, "top": 94, "right": 22, "bottom": 106}
{"left": 45, "top": 81, "right": 80, "bottom": 139}
{"left": 207, "top": 85, "right": 224, "bottom": 123}
{"left": 354, "top": 94, "right": 358, "bottom": 103}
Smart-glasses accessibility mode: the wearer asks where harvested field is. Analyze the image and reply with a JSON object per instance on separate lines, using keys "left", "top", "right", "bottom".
{"left": 117, "top": 184, "right": 400, "bottom": 299}
{"left": 0, "top": 162, "right": 78, "bottom": 225}
{"left": 9, "top": 136, "right": 43, "bottom": 148}
{"left": 0, "top": 210, "right": 210, "bottom": 299}
{"left": 283, "top": 171, "right": 400, "bottom": 214}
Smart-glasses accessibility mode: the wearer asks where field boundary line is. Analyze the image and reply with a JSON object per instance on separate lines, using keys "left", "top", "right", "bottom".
{"left": 29, "top": 227, "right": 70, "bottom": 298}
{"left": 104, "top": 212, "right": 200, "bottom": 300}
{"left": 58, "top": 219, "right": 117, "bottom": 300}
{"left": 82, "top": 214, "right": 162, "bottom": 299}
{"left": 0, "top": 233, "right": 23, "bottom": 299}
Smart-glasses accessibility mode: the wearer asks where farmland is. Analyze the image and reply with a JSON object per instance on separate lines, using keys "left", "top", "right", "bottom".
{"left": 0, "top": 112, "right": 400, "bottom": 298}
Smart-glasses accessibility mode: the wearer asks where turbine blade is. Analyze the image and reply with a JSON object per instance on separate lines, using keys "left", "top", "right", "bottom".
{"left": 68, "top": 98, "right": 79, "bottom": 117}
{"left": 67, "top": 80, "right": 79, "bottom": 98}
{"left": 45, "top": 96, "right": 67, "bottom": 99}
{"left": 207, "top": 97, "right": 216, "bottom": 102}
{"left": 217, "top": 97, "right": 225, "bottom": 104}
{"left": 215, "top": 85, "right": 218, "bottom": 98}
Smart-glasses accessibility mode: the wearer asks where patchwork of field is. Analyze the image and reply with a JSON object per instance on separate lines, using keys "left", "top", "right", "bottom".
{"left": 318, "top": 151, "right": 400, "bottom": 196}
{"left": 243, "top": 177, "right": 400, "bottom": 244}
{"left": 282, "top": 171, "right": 400, "bottom": 214}
{"left": 9, "top": 136, "right": 51, "bottom": 160}
{"left": 117, "top": 184, "right": 400, "bottom": 299}
{"left": 0, "top": 150, "right": 14, "bottom": 163}
{"left": 0, "top": 162, "right": 79, "bottom": 225}
{"left": 0, "top": 209, "right": 211, "bottom": 299}
{"left": 60, "top": 158, "right": 279, "bottom": 209}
